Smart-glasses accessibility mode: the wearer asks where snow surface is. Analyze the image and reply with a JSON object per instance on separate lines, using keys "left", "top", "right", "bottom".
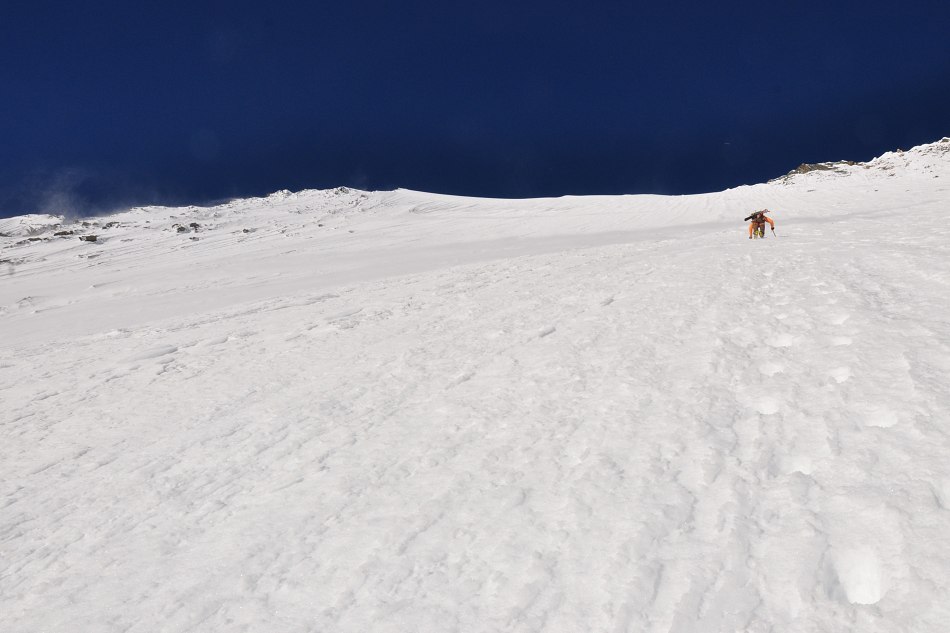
{"left": 2, "top": 139, "right": 950, "bottom": 632}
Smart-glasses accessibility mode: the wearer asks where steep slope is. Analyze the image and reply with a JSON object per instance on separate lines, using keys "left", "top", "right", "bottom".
{"left": 2, "top": 139, "right": 950, "bottom": 632}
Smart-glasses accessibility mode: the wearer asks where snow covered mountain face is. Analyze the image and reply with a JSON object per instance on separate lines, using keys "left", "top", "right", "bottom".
{"left": 2, "top": 138, "right": 949, "bottom": 632}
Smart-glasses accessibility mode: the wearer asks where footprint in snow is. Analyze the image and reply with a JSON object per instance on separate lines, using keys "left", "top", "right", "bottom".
{"left": 831, "top": 547, "right": 887, "bottom": 605}
{"left": 827, "top": 313, "right": 851, "bottom": 325}
{"left": 446, "top": 370, "right": 476, "bottom": 389}
{"left": 754, "top": 396, "right": 781, "bottom": 415}
{"left": 828, "top": 367, "right": 852, "bottom": 383}
{"left": 758, "top": 361, "right": 785, "bottom": 376}
{"left": 861, "top": 405, "right": 898, "bottom": 428}
{"left": 772, "top": 454, "right": 813, "bottom": 476}
{"left": 768, "top": 333, "right": 795, "bottom": 348}
{"left": 930, "top": 479, "right": 950, "bottom": 510}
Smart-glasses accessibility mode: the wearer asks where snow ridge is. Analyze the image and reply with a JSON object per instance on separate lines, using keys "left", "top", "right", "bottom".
{"left": 770, "top": 136, "right": 950, "bottom": 185}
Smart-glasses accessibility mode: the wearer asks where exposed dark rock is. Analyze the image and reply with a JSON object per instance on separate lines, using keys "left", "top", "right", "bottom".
{"left": 788, "top": 160, "right": 858, "bottom": 175}
{"left": 79, "top": 235, "right": 98, "bottom": 242}
{"left": 769, "top": 159, "right": 862, "bottom": 184}
{"left": 54, "top": 230, "right": 76, "bottom": 236}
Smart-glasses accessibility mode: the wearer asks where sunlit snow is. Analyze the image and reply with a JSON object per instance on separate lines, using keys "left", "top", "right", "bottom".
{"left": 3, "top": 139, "right": 950, "bottom": 632}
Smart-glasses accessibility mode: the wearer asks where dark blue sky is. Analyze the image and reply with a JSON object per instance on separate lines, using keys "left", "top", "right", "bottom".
{"left": 2, "top": 1, "right": 949, "bottom": 217}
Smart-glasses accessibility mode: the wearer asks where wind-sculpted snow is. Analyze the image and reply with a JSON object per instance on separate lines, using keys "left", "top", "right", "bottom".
{"left": 2, "top": 140, "right": 950, "bottom": 632}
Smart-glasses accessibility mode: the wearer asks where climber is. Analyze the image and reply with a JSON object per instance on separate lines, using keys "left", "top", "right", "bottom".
{"left": 744, "top": 209, "right": 775, "bottom": 239}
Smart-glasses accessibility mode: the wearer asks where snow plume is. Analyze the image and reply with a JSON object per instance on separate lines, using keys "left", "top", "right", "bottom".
{"left": 37, "top": 167, "right": 95, "bottom": 219}
{"left": 1, "top": 166, "right": 160, "bottom": 220}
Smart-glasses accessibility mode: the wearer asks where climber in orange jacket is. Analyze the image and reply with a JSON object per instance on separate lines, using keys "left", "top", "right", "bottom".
{"left": 745, "top": 209, "right": 775, "bottom": 239}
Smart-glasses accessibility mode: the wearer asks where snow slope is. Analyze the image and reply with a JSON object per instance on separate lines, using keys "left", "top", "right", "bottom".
{"left": 2, "top": 139, "right": 950, "bottom": 632}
